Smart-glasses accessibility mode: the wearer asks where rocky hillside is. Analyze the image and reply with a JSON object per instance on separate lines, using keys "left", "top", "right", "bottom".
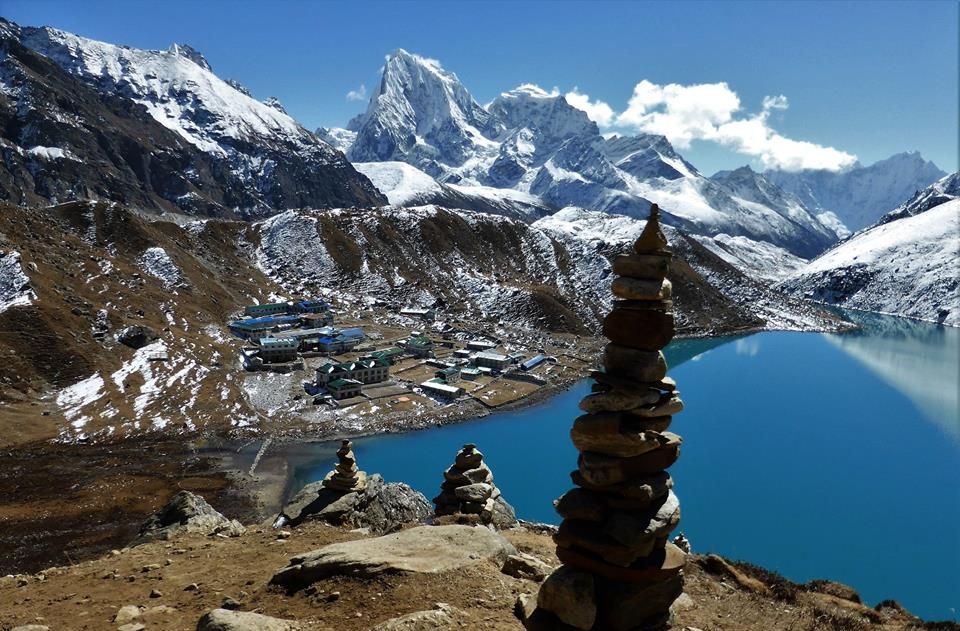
{"left": 0, "top": 506, "right": 941, "bottom": 631}
{"left": 0, "top": 200, "right": 847, "bottom": 446}
{"left": 780, "top": 191, "right": 959, "bottom": 326}
{"left": 0, "top": 18, "right": 385, "bottom": 217}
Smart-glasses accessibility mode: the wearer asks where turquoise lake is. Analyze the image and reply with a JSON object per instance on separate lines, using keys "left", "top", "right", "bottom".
{"left": 280, "top": 312, "right": 960, "bottom": 621}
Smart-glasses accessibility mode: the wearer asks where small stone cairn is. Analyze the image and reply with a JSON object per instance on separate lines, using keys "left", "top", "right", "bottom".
{"left": 434, "top": 443, "right": 505, "bottom": 524}
{"left": 523, "top": 204, "right": 686, "bottom": 631}
{"left": 322, "top": 440, "right": 368, "bottom": 492}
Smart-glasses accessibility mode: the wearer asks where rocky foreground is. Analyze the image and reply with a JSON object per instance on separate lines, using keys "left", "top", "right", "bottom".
{"left": 0, "top": 490, "right": 948, "bottom": 631}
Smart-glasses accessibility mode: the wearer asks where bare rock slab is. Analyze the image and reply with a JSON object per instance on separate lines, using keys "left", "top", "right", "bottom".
{"left": 370, "top": 603, "right": 467, "bottom": 630}
{"left": 270, "top": 525, "right": 517, "bottom": 591}
{"left": 196, "top": 608, "right": 300, "bottom": 631}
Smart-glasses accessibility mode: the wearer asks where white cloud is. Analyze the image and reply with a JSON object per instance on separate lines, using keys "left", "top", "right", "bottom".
{"left": 615, "top": 80, "right": 856, "bottom": 171}
{"left": 565, "top": 88, "right": 616, "bottom": 127}
{"left": 346, "top": 83, "right": 367, "bottom": 102}
{"left": 762, "top": 94, "right": 789, "bottom": 111}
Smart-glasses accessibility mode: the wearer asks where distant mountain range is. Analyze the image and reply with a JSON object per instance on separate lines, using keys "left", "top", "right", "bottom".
{"left": 0, "top": 21, "right": 953, "bottom": 326}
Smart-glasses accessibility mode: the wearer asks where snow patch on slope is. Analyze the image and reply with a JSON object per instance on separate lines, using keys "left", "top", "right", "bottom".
{"left": 0, "top": 250, "right": 35, "bottom": 313}
{"left": 139, "top": 247, "right": 183, "bottom": 288}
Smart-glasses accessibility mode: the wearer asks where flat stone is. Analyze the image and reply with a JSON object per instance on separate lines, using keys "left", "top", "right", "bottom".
{"left": 629, "top": 394, "right": 684, "bottom": 418}
{"left": 603, "top": 346, "right": 667, "bottom": 383}
{"left": 570, "top": 470, "right": 672, "bottom": 503}
{"left": 502, "top": 553, "right": 553, "bottom": 581}
{"left": 611, "top": 277, "right": 672, "bottom": 301}
{"left": 591, "top": 370, "right": 676, "bottom": 393}
{"left": 579, "top": 388, "right": 661, "bottom": 413}
{"left": 554, "top": 488, "right": 608, "bottom": 521}
{"left": 602, "top": 308, "right": 675, "bottom": 351}
{"left": 620, "top": 415, "right": 672, "bottom": 433}
{"left": 596, "top": 573, "right": 684, "bottom": 630}
{"left": 117, "top": 624, "right": 145, "bottom": 631}
{"left": 612, "top": 254, "right": 670, "bottom": 279}
{"left": 555, "top": 521, "right": 649, "bottom": 567}
{"left": 536, "top": 566, "right": 596, "bottom": 630}
{"left": 571, "top": 417, "right": 664, "bottom": 458}
{"left": 577, "top": 434, "right": 682, "bottom": 484}
{"left": 454, "top": 483, "right": 493, "bottom": 503}
{"left": 269, "top": 525, "right": 517, "bottom": 591}
{"left": 443, "top": 463, "right": 492, "bottom": 485}
{"left": 196, "top": 608, "right": 299, "bottom": 631}
{"left": 602, "top": 491, "right": 681, "bottom": 552}
{"left": 556, "top": 543, "right": 686, "bottom": 585}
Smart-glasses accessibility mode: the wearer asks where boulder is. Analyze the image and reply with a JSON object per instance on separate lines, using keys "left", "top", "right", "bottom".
{"left": 278, "top": 474, "right": 430, "bottom": 534}
{"left": 196, "top": 608, "right": 300, "bottom": 631}
{"left": 596, "top": 573, "right": 685, "bottom": 630}
{"left": 370, "top": 603, "right": 467, "bottom": 630}
{"left": 132, "top": 491, "right": 245, "bottom": 545}
{"left": 116, "top": 325, "right": 159, "bottom": 349}
{"left": 536, "top": 566, "right": 596, "bottom": 630}
{"left": 502, "top": 553, "right": 553, "bottom": 581}
{"left": 269, "top": 525, "right": 517, "bottom": 591}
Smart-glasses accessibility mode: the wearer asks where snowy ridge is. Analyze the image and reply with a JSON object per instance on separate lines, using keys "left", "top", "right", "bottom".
{"left": 766, "top": 152, "right": 946, "bottom": 231}
{"left": 19, "top": 25, "right": 328, "bottom": 157}
{"left": 780, "top": 200, "right": 960, "bottom": 326}
{"left": 0, "top": 250, "right": 35, "bottom": 313}
{"left": 878, "top": 171, "right": 959, "bottom": 224}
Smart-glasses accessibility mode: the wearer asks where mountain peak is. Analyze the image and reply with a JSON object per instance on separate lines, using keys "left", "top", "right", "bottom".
{"left": 167, "top": 43, "right": 211, "bottom": 71}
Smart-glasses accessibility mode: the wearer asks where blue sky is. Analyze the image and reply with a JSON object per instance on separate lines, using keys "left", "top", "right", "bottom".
{"left": 4, "top": 0, "right": 956, "bottom": 174}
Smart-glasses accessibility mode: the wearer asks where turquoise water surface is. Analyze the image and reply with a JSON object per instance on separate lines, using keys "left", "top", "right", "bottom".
{"left": 284, "top": 312, "right": 959, "bottom": 621}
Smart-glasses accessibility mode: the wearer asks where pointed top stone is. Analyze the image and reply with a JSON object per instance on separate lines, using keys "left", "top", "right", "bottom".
{"left": 633, "top": 204, "right": 671, "bottom": 255}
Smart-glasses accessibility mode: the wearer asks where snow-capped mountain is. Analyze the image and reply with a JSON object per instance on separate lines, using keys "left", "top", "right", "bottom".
{"left": 336, "top": 49, "right": 846, "bottom": 258}
{"left": 346, "top": 48, "right": 500, "bottom": 178}
{"left": 779, "top": 184, "right": 959, "bottom": 326}
{"left": 0, "top": 18, "right": 384, "bottom": 216}
{"left": 765, "top": 152, "right": 945, "bottom": 231}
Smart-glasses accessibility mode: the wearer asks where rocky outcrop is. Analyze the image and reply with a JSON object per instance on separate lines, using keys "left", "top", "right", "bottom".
{"left": 522, "top": 205, "right": 686, "bottom": 631}
{"left": 132, "top": 491, "right": 244, "bottom": 545}
{"left": 269, "top": 524, "right": 517, "bottom": 591}
{"left": 116, "top": 325, "right": 159, "bottom": 349}
{"left": 278, "top": 446, "right": 431, "bottom": 534}
{"left": 432, "top": 443, "right": 517, "bottom": 528}
{"left": 196, "top": 608, "right": 303, "bottom": 631}
{"left": 370, "top": 604, "right": 468, "bottom": 630}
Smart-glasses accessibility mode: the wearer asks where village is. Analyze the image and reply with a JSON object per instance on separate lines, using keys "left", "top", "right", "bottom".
{"left": 227, "top": 298, "right": 592, "bottom": 426}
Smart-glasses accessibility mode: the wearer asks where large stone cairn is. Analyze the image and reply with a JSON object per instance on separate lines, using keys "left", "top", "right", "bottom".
{"left": 322, "top": 440, "right": 368, "bottom": 492}
{"left": 524, "top": 204, "right": 686, "bottom": 631}
{"left": 433, "top": 443, "right": 504, "bottom": 524}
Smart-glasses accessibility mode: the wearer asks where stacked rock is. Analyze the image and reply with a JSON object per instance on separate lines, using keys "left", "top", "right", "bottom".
{"left": 433, "top": 443, "right": 508, "bottom": 525}
{"left": 523, "top": 204, "right": 686, "bottom": 631}
{"left": 322, "top": 440, "right": 368, "bottom": 492}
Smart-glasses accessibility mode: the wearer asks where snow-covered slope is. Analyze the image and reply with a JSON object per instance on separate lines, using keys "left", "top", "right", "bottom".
{"left": 780, "top": 199, "right": 960, "bottom": 326}
{"left": 765, "top": 152, "right": 945, "bottom": 231}
{"left": 353, "top": 161, "right": 550, "bottom": 221}
{"left": 340, "top": 49, "right": 844, "bottom": 258}
{"left": 5, "top": 19, "right": 384, "bottom": 215}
